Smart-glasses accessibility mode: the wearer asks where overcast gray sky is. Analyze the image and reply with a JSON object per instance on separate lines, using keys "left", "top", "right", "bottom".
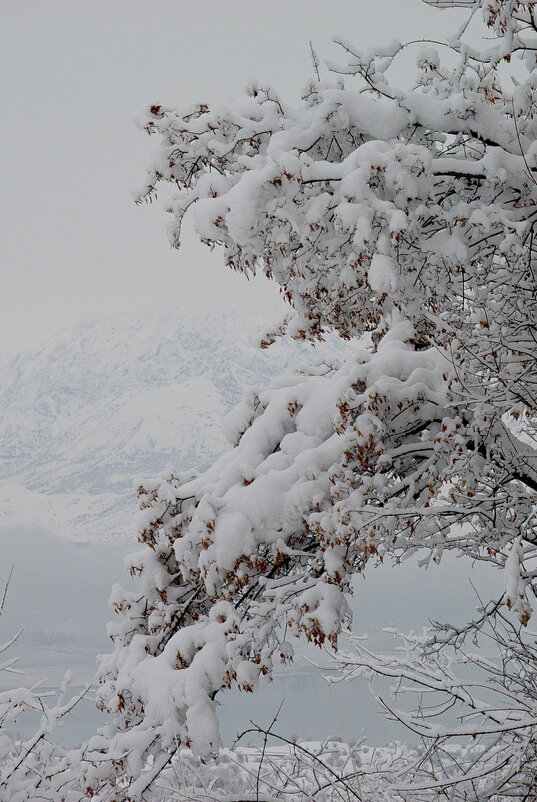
{"left": 0, "top": 0, "right": 464, "bottom": 357}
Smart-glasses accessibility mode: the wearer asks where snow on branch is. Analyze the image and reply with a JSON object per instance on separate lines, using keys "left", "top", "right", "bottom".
{"left": 86, "top": 0, "right": 537, "bottom": 796}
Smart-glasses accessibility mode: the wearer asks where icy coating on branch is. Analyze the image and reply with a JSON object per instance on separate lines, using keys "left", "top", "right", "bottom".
{"left": 85, "top": 2, "right": 537, "bottom": 797}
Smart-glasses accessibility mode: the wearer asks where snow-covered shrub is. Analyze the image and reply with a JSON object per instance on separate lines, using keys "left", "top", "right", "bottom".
{"left": 147, "top": 739, "right": 369, "bottom": 802}
{"left": 0, "top": 593, "right": 84, "bottom": 800}
{"left": 332, "top": 605, "right": 537, "bottom": 800}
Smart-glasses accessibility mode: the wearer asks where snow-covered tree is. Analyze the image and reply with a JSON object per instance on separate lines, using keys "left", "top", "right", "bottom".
{"left": 331, "top": 606, "right": 537, "bottom": 799}
{"left": 0, "top": 574, "right": 85, "bottom": 801}
{"left": 84, "top": 1, "right": 537, "bottom": 797}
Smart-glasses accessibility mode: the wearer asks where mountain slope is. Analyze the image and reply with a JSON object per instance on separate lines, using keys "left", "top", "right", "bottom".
{"left": 0, "top": 303, "right": 341, "bottom": 541}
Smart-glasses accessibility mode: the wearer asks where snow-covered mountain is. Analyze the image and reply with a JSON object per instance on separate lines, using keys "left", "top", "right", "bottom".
{"left": 0, "top": 303, "right": 333, "bottom": 541}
